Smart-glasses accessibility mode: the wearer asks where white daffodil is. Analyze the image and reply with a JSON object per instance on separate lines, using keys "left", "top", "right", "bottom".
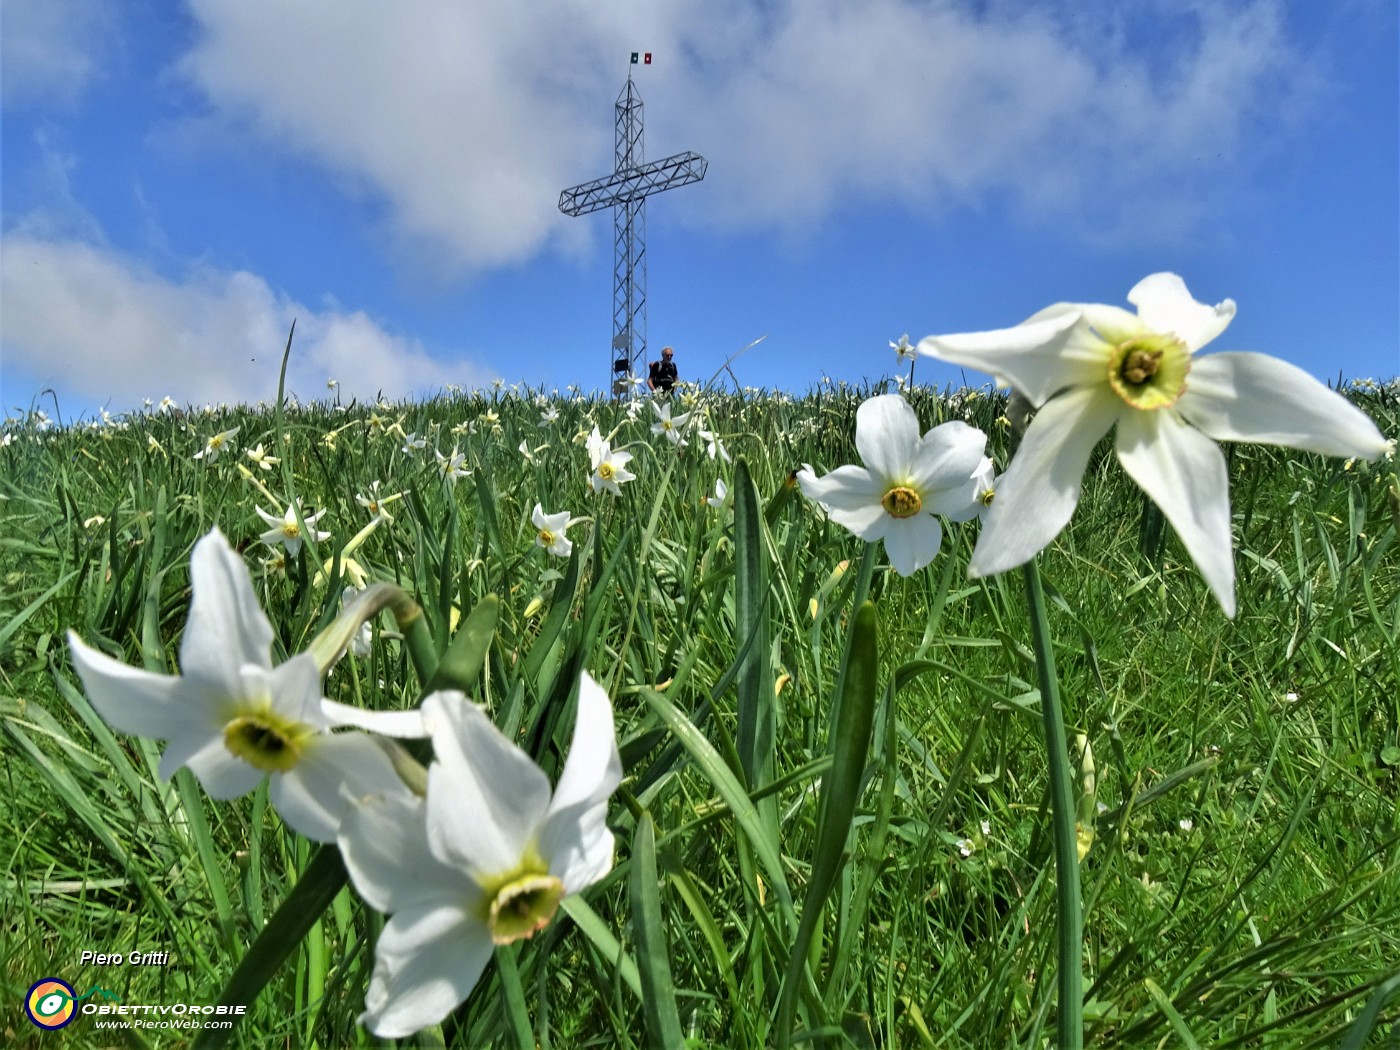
{"left": 540, "top": 405, "right": 560, "bottom": 426}
{"left": 891, "top": 334, "right": 917, "bottom": 362}
{"left": 436, "top": 446, "right": 470, "bottom": 486}
{"left": 257, "top": 499, "right": 331, "bottom": 558}
{"left": 66, "top": 529, "right": 423, "bottom": 842}
{"left": 696, "top": 426, "right": 731, "bottom": 463}
{"left": 588, "top": 427, "right": 635, "bottom": 496}
{"left": 339, "top": 675, "right": 622, "bottom": 1038}
{"left": 532, "top": 504, "right": 575, "bottom": 557}
{"left": 194, "top": 426, "right": 239, "bottom": 462}
{"left": 797, "top": 395, "right": 989, "bottom": 577}
{"left": 245, "top": 443, "right": 280, "bottom": 471}
{"left": 356, "top": 481, "right": 399, "bottom": 524}
{"left": 707, "top": 478, "right": 730, "bottom": 509}
{"left": 917, "top": 272, "right": 1391, "bottom": 615}
{"left": 401, "top": 433, "right": 426, "bottom": 455}
{"left": 651, "top": 402, "right": 692, "bottom": 446}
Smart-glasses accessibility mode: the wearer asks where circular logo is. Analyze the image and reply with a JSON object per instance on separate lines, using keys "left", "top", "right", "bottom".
{"left": 25, "top": 978, "right": 77, "bottom": 1030}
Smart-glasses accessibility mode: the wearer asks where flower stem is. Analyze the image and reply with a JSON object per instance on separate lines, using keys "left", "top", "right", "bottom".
{"left": 1021, "top": 558, "right": 1083, "bottom": 1050}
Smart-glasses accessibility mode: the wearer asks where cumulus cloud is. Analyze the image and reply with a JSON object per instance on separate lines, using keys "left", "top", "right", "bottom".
{"left": 177, "top": 0, "right": 1314, "bottom": 270}
{"left": 0, "top": 233, "right": 491, "bottom": 413}
{"left": 1, "top": 0, "right": 114, "bottom": 110}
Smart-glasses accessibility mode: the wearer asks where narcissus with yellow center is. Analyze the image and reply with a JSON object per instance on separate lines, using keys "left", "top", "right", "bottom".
{"left": 797, "top": 395, "right": 990, "bottom": 576}
{"left": 917, "top": 272, "right": 1392, "bottom": 615}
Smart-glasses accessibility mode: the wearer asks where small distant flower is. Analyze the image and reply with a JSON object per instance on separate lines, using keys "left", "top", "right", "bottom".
{"left": 338, "top": 675, "right": 621, "bottom": 1037}
{"left": 707, "top": 479, "right": 729, "bottom": 509}
{"left": 84, "top": 515, "right": 107, "bottom": 530}
{"left": 956, "top": 838, "right": 974, "bottom": 858}
{"left": 67, "top": 529, "right": 421, "bottom": 843}
{"left": 257, "top": 499, "right": 331, "bottom": 557}
{"left": 1284, "top": 691, "right": 1300, "bottom": 703}
{"left": 696, "top": 426, "right": 731, "bottom": 463}
{"left": 437, "top": 446, "right": 470, "bottom": 486}
{"left": 194, "top": 426, "right": 239, "bottom": 462}
{"left": 367, "top": 413, "right": 388, "bottom": 433}
{"left": 245, "top": 443, "right": 281, "bottom": 471}
{"left": 917, "top": 272, "right": 1392, "bottom": 616}
{"left": 980, "top": 819, "right": 991, "bottom": 836}
{"left": 651, "top": 402, "right": 691, "bottom": 446}
{"left": 158, "top": 396, "right": 177, "bottom": 414}
{"left": 147, "top": 434, "right": 166, "bottom": 456}
{"left": 891, "top": 334, "right": 916, "bottom": 362}
{"left": 356, "top": 482, "right": 398, "bottom": 524}
{"left": 492, "top": 377, "right": 506, "bottom": 391}
{"left": 401, "top": 433, "right": 426, "bottom": 455}
{"left": 327, "top": 378, "right": 339, "bottom": 389}
{"left": 540, "top": 405, "right": 560, "bottom": 426}
{"left": 797, "top": 395, "right": 989, "bottom": 577}
{"left": 532, "top": 504, "right": 574, "bottom": 557}
{"left": 1178, "top": 818, "right": 1194, "bottom": 833}
{"left": 588, "top": 428, "right": 635, "bottom": 496}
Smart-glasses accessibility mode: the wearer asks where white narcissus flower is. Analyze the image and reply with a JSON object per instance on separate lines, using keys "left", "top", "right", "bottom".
{"left": 891, "top": 334, "right": 916, "bottom": 362}
{"left": 650, "top": 402, "right": 692, "bottom": 446}
{"left": 245, "top": 443, "right": 280, "bottom": 471}
{"left": 257, "top": 499, "right": 331, "bottom": 558}
{"left": 917, "top": 273, "right": 1392, "bottom": 616}
{"left": 194, "top": 426, "right": 239, "bottom": 461}
{"left": 588, "top": 427, "right": 635, "bottom": 495}
{"left": 707, "top": 479, "right": 729, "bottom": 509}
{"left": 797, "top": 395, "right": 989, "bottom": 577}
{"left": 339, "top": 674, "right": 622, "bottom": 1038}
{"left": 66, "top": 529, "right": 423, "bottom": 842}
{"left": 532, "top": 504, "right": 574, "bottom": 557}
{"left": 436, "top": 446, "right": 470, "bottom": 485}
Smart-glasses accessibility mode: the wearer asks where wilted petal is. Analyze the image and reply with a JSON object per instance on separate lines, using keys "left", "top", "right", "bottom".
{"left": 969, "top": 385, "right": 1120, "bottom": 578}
{"left": 358, "top": 903, "right": 492, "bottom": 1039}
{"left": 1180, "top": 353, "right": 1391, "bottom": 460}
{"left": 340, "top": 789, "right": 468, "bottom": 914}
{"left": 1127, "top": 273, "right": 1235, "bottom": 352}
{"left": 180, "top": 530, "right": 275, "bottom": 684}
{"left": 1116, "top": 411, "right": 1235, "bottom": 617}
{"left": 537, "top": 672, "right": 621, "bottom": 890}
{"left": 271, "top": 732, "right": 409, "bottom": 842}
{"left": 422, "top": 692, "right": 552, "bottom": 879}
{"left": 854, "top": 395, "right": 919, "bottom": 481}
{"left": 918, "top": 311, "right": 1100, "bottom": 406}
{"left": 882, "top": 515, "right": 944, "bottom": 577}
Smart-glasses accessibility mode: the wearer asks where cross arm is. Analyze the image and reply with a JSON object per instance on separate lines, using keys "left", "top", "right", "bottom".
{"left": 559, "top": 151, "right": 708, "bottom": 216}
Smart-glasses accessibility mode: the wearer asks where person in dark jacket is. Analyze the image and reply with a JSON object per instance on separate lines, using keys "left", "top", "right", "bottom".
{"left": 648, "top": 346, "right": 678, "bottom": 393}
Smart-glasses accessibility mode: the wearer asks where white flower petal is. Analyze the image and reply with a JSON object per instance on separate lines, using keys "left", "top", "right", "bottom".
{"left": 1179, "top": 353, "right": 1391, "bottom": 459}
{"left": 917, "top": 311, "right": 1102, "bottom": 406}
{"left": 796, "top": 464, "right": 882, "bottom": 512}
{"left": 882, "top": 515, "right": 944, "bottom": 577}
{"left": 537, "top": 673, "right": 621, "bottom": 890}
{"left": 262, "top": 653, "right": 331, "bottom": 729}
{"left": 179, "top": 737, "right": 265, "bottom": 799}
{"left": 909, "top": 420, "right": 988, "bottom": 496}
{"left": 1127, "top": 273, "right": 1235, "bottom": 352}
{"left": 422, "top": 692, "right": 552, "bottom": 878}
{"left": 969, "top": 386, "right": 1121, "bottom": 577}
{"left": 67, "top": 633, "right": 205, "bottom": 739}
{"left": 854, "top": 395, "right": 918, "bottom": 481}
{"left": 1116, "top": 411, "right": 1236, "bottom": 617}
{"left": 340, "top": 788, "right": 467, "bottom": 915}
{"left": 359, "top": 903, "right": 492, "bottom": 1039}
{"left": 180, "top": 529, "right": 275, "bottom": 684}
{"left": 271, "top": 732, "right": 409, "bottom": 842}
{"left": 321, "top": 700, "right": 428, "bottom": 738}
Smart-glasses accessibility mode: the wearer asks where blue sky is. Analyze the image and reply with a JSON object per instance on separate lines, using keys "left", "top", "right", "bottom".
{"left": 2, "top": 0, "right": 1396, "bottom": 420}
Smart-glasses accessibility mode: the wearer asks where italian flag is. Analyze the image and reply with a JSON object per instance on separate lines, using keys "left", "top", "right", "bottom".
{"left": 630, "top": 52, "right": 652, "bottom": 64}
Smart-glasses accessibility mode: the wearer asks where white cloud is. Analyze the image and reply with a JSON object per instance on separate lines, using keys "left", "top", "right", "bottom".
{"left": 177, "top": 0, "right": 1314, "bottom": 270}
{"left": 0, "top": 0, "right": 114, "bottom": 110}
{"left": 0, "top": 233, "right": 490, "bottom": 413}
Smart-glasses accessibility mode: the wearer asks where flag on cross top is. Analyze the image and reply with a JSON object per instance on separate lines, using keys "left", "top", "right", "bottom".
{"left": 630, "top": 52, "right": 652, "bottom": 64}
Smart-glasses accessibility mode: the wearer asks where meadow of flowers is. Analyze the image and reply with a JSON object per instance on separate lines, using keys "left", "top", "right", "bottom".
{"left": 3, "top": 277, "right": 1399, "bottom": 1048}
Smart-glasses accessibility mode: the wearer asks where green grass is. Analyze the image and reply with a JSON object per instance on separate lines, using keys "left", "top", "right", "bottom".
{"left": 2, "top": 376, "right": 1398, "bottom": 1048}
